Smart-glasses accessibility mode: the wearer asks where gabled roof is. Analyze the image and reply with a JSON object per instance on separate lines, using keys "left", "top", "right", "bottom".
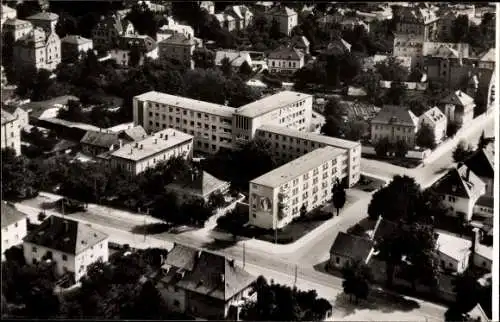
{"left": 436, "top": 232, "right": 471, "bottom": 263}
{"left": 23, "top": 216, "right": 108, "bottom": 255}
{"left": 371, "top": 106, "right": 418, "bottom": 127}
{"left": 80, "top": 130, "right": 120, "bottom": 149}
{"left": 269, "top": 6, "right": 296, "bottom": 17}
{"left": 1, "top": 108, "right": 16, "bottom": 125}
{"left": 119, "top": 125, "right": 147, "bottom": 142}
{"left": 119, "top": 34, "right": 157, "bottom": 52}
{"left": 215, "top": 50, "right": 252, "bottom": 67}
{"left": 330, "top": 232, "right": 373, "bottom": 261}
{"left": 164, "top": 243, "right": 199, "bottom": 271}
{"left": 225, "top": 5, "right": 252, "bottom": 19}
{"left": 432, "top": 164, "right": 485, "bottom": 198}
{"left": 176, "top": 251, "right": 256, "bottom": 301}
{"left": 3, "top": 18, "right": 32, "bottom": 27}
{"left": 158, "top": 33, "right": 195, "bottom": 46}
{"left": 467, "top": 304, "right": 490, "bottom": 322}
{"left": 464, "top": 149, "right": 494, "bottom": 179}
{"left": 420, "top": 106, "right": 446, "bottom": 124}
{"left": 478, "top": 48, "right": 495, "bottom": 62}
{"left": 371, "top": 216, "right": 399, "bottom": 241}
{"left": 61, "top": 35, "right": 92, "bottom": 45}
{"left": 165, "top": 170, "right": 229, "bottom": 199}
{"left": 440, "top": 90, "right": 475, "bottom": 107}
{"left": 1, "top": 202, "right": 26, "bottom": 229}
{"left": 268, "top": 47, "right": 303, "bottom": 60}
{"left": 292, "top": 35, "right": 310, "bottom": 49}
{"left": 326, "top": 38, "right": 352, "bottom": 54}
{"left": 27, "top": 12, "right": 59, "bottom": 21}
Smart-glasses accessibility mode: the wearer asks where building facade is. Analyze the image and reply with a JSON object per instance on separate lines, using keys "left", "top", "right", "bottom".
{"left": 267, "top": 47, "right": 304, "bottom": 74}
{"left": 266, "top": 6, "right": 298, "bottom": 36}
{"left": 61, "top": 35, "right": 93, "bottom": 62}
{"left": 249, "top": 147, "right": 345, "bottom": 229}
{"left": 23, "top": 216, "right": 109, "bottom": 283}
{"left": 439, "top": 90, "right": 475, "bottom": 127}
{"left": 371, "top": 107, "right": 419, "bottom": 147}
{"left": 419, "top": 106, "right": 447, "bottom": 144}
{"left": 1, "top": 109, "right": 21, "bottom": 155}
{"left": 223, "top": 5, "right": 253, "bottom": 31}
{"left": 13, "top": 27, "right": 61, "bottom": 71}
{"left": 1, "top": 5, "right": 17, "bottom": 25}
{"left": 26, "top": 12, "right": 59, "bottom": 33}
{"left": 1, "top": 202, "right": 27, "bottom": 260}
{"left": 91, "top": 14, "right": 135, "bottom": 51}
{"left": 109, "top": 128, "right": 193, "bottom": 175}
{"left": 158, "top": 33, "right": 195, "bottom": 69}
{"left": 2, "top": 18, "right": 33, "bottom": 41}
{"left": 393, "top": 33, "right": 424, "bottom": 69}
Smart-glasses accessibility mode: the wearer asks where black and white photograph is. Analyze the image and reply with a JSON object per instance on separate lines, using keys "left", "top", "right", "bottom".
{"left": 1, "top": 1, "right": 498, "bottom": 321}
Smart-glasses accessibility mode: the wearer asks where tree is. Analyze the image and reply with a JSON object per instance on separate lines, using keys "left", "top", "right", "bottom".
{"left": 447, "top": 121, "right": 460, "bottom": 137}
{"left": 341, "top": 259, "right": 373, "bottom": 304}
{"left": 344, "top": 119, "right": 368, "bottom": 141}
{"left": 394, "top": 139, "right": 409, "bottom": 158}
{"left": 299, "top": 204, "right": 307, "bottom": 218}
{"left": 331, "top": 179, "right": 347, "bottom": 216}
{"left": 374, "top": 137, "right": 391, "bottom": 157}
{"left": 238, "top": 61, "right": 253, "bottom": 76}
{"left": 416, "top": 123, "right": 436, "bottom": 149}
{"left": 1, "top": 148, "right": 38, "bottom": 199}
{"left": 374, "top": 57, "right": 409, "bottom": 82}
{"left": 383, "top": 81, "right": 407, "bottom": 105}
{"left": 208, "top": 191, "right": 226, "bottom": 209}
{"left": 321, "top": 116, "right": 346, "bottom": 139}
{"left": 452, "top": 141, "right": 475, "bottom": 163}
{"left": 192, "top": 48, "right": 215, "bottom": 69}
{"left": 451, "top": 15, "right": 470, "bottom": 43}
{"left": 220, "top": 57, "right": 232, "bottom": 77}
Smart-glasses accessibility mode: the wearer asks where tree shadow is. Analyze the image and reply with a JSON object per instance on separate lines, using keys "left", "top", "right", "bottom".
{"left": 200, "top": 238, "right": 239, "bottom": 251}
{"left": 130, "top": 223, "right": 172, "bottom": 235}
{"left": 167, "top": 225, "right": 200, "bottom": 235}
{"left": 346, "top": 217, "right": 376, "bottom": 237}
{"left": 313, "top": 260, "right": 343, "bottom": 279}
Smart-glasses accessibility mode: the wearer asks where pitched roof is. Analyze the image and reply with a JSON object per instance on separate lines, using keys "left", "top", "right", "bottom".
{"left": 371, "top": 216, "right": 399, "bottom": 241}
{"left": 467, "top": 304, "right": 490, "bottom": 322}
{"left": 1, "top": 109, "right": 16, "bottom": 125}
{"left": 1, "top": 202, "right": 26, "bottom": 228}
{"left": 80, "top": 130, "right": 120, "bottom": 149}
{"left": 158, "top": 32, "right": 195, "bottom": 46}
{"left": 440, "top": 90, "right": 475, "bottom": 107}
{"left": 119, "top": 125, "right": 147, "bottom": 142}
{"left": 464, "top": 149, "right": 494, "bottom": 178}
{"left": 119, "top": 34, "right": 157, "bottom": 52}
{"left": 61, "top": 35, "right": 92, "bottom": 45}
{"left": 268, "top": 47, "right": 303, "bottom": 60}
{"left": 269, "top": 6, "right": 296, "bottom": 16}
{"left": 3, "top": 18, "right": 32, "bottom": 27}
{"left": 478, "top": 48, "right": 495, "bottom": 62}
{"left": 292, "top": 35, "right": 310, "bottom": 49}
{"left": 326, "top": 38, "right": 352, "bottom": 53}
{"left": 176, "top": 251, "right": 256, "bottom": 300}
{"left": 164, "top": 243, "right": 199, "bottom": 271}
{"left": 235, "top": 90, "right": 311, "bottom": 118}
{"left": 330, "top": 232, "right": 373, "bottom": 261}
{"left": 476, "top": 195, "right": 493, "bottom": 208}
{"left": 27, "top": 12, "right": 59, "bottom": 21}
{"left": 420, "top": 106, "right": 446, "bottom": 124}
{"left": 165, "top": 170, "right": 229, "bottom": 199}
{"left": 225, "top": 5, "right": 252, "bottom": 19}
{"left": 215, "top": 50, "right": 252, "bottom": 67}
{"left": 432, "top": 164, "right": 485, "bottom": 198}
{"left": 371, "top": 106, "right": 418, "bottom": 127}
{"left": 436, "top": 232, "right": 471, "bottom": 262}
{"left": 23, "top": 216, "right": 108, "bottom": 255}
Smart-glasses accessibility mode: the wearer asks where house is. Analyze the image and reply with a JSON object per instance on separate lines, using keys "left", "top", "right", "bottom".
{"left": 370, "top": 106, "right": 419, "bottom": 146}
{"left": 435, "top": 231, "right": 471, "bottom": 274}
{"left": 92, "top": 14, "right": 135, "bottom": 51}
{"left": 329, "top": 232, "right": 374, "bottom": 270}
{"left": 165, "top": 169, "right": 230, "bottom": 204}
{"left": 266, "top": 6, "right": 298, "bottom": 36}
{"left": 394, "top": 7, "right": 440, "bottom": 41}
{"left": 477, "top": 48, "right": 495, "bottom": 70}
{"left": 267, "top": 47, "right": 304, "bottom": 74}
{"left": 338, "top": 16, "right": 370, "bottom": 33}
{"left": 291, "top": 35, "right": 310, "bottom": 54}
{"left": 1, "top": 108, "right": 21, "bottom": 155}
{"left": 393, "top": 33, "right": 425, "bottom": 69}
{"left": 213, "top": 13, "right": 237, "bottom": 32}
{"left": 26, "top": 11, "right": 58, "bottom": 33}
{"left": 471, "top": 228, "right": 492, "bottom": 271}
{"left": 323, "top": 38, "right": 352, "bottom": 55}
{"left": 2, "top": 105, "right": 29, "bottom": 129}
{"left": 224, "top": 5, "right": 253, "bottom": 31}
{"left": 464, "top": 149, "right": 494, "bottom": 197}
{"left": 467, "top": 304, "right": 490, "bottom": 322}
{"left": 61, "top": 35, "right": 93, "bottom": 62}
{"left": 80, "top": 130, "right": 122, "bottom": 157}
{"left": 2, "top": 18, "right": 33, "bottom": 41}
{"left": 418, "top": 106, "right": 447, "bottom": 144}
{"left": 1, "top": 202, "right": 27, "bottom": 260}
{"left": 439, "top": 90, "right": 475, "bottom": 127}
{"left": 110, "top": 34, "right": 158, "bottom": 67}
{"left": 431, "top": 164, "right": 486, "bottom": 221}
{"left": 158, "top": 33, "right": 195, "bottom": 69}
{"left": 215, "top": 50, "right": 253, "bottom": 71}
{"left": 23, "top": 216, "right": 109, "bottom": 283}
{"left": 13, "top": 26, "right": 61, "bottom": 71}
{"left": 157, "top": 243, "right": 257, "bottom": 320}
{"left": 118, "top": 125, "right": 147, "bottom": 142}
{"left": 199, "top": 1, "right": 215, "bottom": 15}
{"left": 1, "top": 5, "right": 17, "bottom": 25}
{"left": 157, "top": 17, "right": 195, "bottom": 42}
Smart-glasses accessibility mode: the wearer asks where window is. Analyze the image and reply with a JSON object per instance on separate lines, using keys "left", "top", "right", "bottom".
{"left": 32, "top": 246, "right": 37, "bottom": 252}
{"left": 62, "top": 254, "right": 68, "bottom": 261}
{"left": 336, "top": 257, "right": 340, "bottom": 264}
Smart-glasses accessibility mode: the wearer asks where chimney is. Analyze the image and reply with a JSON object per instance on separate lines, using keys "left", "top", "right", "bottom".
{"left": 135, "top": 142, "right": 139, "bottom": 148}
{"left": 154, "top": 138, "right": 158, "bottom": 144}
{"left": 470, "top": 227, "right": 480, "bottom": 254}
{"left": 159, "top": 133, "right": 163, "bottom": 139}
{"left": 140, "top": 144, "right": 143, "bottom": 149}
{"left": 165, "top": 134, "right": 169, "bottom": 140}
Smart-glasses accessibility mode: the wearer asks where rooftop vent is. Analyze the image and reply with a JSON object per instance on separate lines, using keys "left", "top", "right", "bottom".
{"left": 140, "top": 144, "right": 144, "bottom": 149}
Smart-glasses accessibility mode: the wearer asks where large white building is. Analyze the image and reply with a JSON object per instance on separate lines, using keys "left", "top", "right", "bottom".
{"left": 255, "top": 125, "right": 361, "bottom": 187}
{"left": 249, "top": 146, "right": 345, "bottom": 229}
{"left": 1, "top": 109, "right": 21, "bottom": 155}
{"left": 1, "top": 202, "right": 27, "bottom": 260}
{"left": 109, "top": 128, "right": 193, "bottom": 175}
{"left": 23, "top": 216, "right": 109, "bottom": 283}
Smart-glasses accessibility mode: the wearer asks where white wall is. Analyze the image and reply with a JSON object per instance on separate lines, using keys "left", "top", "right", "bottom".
{"left": 1, "top": 218, "right": 27, "bottom": 259}
{"left": 1, "top": 116, "right": 21, "bottom": 155}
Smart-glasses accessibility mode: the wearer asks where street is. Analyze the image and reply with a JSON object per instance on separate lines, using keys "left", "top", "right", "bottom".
{"left": 14, "top": 112, "right": 494, "bottom": 321}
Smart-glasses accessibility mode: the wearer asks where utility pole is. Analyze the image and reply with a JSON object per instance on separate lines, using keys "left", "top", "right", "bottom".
{"left": 243, "top": 242, "right": 246, "bottom": 268}
{"left": 293, "top": 264, "right": 298, "bottom": 288}
{"left": 62, "top": 198, "right": 65, "bottom": 219}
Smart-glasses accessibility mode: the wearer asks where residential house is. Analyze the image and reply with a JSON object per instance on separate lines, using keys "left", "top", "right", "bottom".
{"left": 436, "top": 232, "right": 471, "bottom": 274}
{"left": 254, "top": 1, "right": 274, "bottom": 13}
{"left": 467, "top": 304, "right": 490, "bottom": 322}
{"left": 110, "top": 34, "right": 158, "bottom": 67}
{"left": 80, "top": 130, "right": 122, "bottom": 157}
{"left": 439, "top": 90, "right": 475, "bottom": 127}
{"left": 26, "top": 11, "right": 58, "bottom": 33}
{"left": 2, "top": 18, "right": 33, "bottom": 41}
{"left": 61, "top": 35, "right": 93, "bottom": 62}
{"left": 323, "top": 38, "right": 352, "bottom": 56}
{"left": 393, "top": 33, "right": 425, "bottom": 69}
{"left": 418, "top": 106, "right": 447, "bottom": 144}
{"left": 431, "top": 164, "right": 486, "bottom": 221}
{"left": 13, "top": 25, "right": 61, "bottom": 71}
{"left": 224, "top": 5, "right": 253, "bottom": 31}
{"left": 477, "top": 48, "right": 495, "bottom": 70}
{"left": 92, "top": 14, "right": 135, "bottom": 51}
{"left": 370, "top": 106, "right": 419, "bottom": 146}
{"left": 1, "top": 202, "right": 27, "bottom": 260}
{"left": 1, "top": 109, "right": 21, "bottom": 155}
{"left": 328, "top": 232, "right": 374, "bottom": 270}
{"left": 158, "top": 33, "right": 195, "bottom": 69}
{"left": 199, "top": 1, "right": 215, "bottom": 15}
{"left": 437, "top": 10, "right": 458, "bottom": 41}
{"left": 394, "top": 7, "right": 440, "bottom": 41}
{"left": 267, "top": 47, "right": 304, "bottom": 74}
{"left": 166, "top": 169, "right": 229, "bottom": 204}
{"left": 118, "top": 125, "right": 147, "bottom": 142}
{"left": 338, "top": 16, "right": 370, "bottom": 33}
{"left": 471, "top": 228, "right": 492, "bottom": 271}
{"left": 157, "top": 17, "right": 195, "bottom": 42}
{"left": 157, "top": 243, "right": 257, "bottom": 320}
{"left": 464, "top": 149, "right": 494, "bottom": 197}
{"left": 213, "top": 13, "right": 237, "bottom": 32}
{"left": 266, "top": 6, "right": 298, "bottom": 36}
{"left": 2, "top": 105, "right": 29, "bottom": 129}
{"left": 23, "top": 216, "right": 109, "bottom": 283}
{"left": 291, "top": 35, "right": 310, "bottom": 54}
{"left": 1, "top": 5, "right": 17, "bottom": 25}
{"left": 215, "top": 50, "right": 253, "bottom": 71}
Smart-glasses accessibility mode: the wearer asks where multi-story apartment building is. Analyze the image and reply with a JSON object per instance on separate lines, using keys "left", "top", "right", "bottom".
{"left": 91, "top": 14, "right": 135, "bottom": 51}
{"left": 394, "top": 7, "right": 439, "bottom": 41}
{"left": 255, "top": 124, "right": 361, "bottom": 187}
{"left": 1, "top": 109, "right": 21, "bottom": 155}
{"left": 223, "top": 5, "right": 253, "bottom": 31}
{"left": 109, "top": 128, "right": 193, "bottom": 175}
{"left": 439, "top": 90, "right": 475, "bottom": 127}
{"left": 418, "top": 106, "right": 447, "bottom": 144}
{"left": 213, "top": 13, "right": 237, "bottom": 32}
{"left": 265, "top": 6, "right": 298, "bottom": 36}
{"left": 13, "top": 26, "right": 61, "bottom": 71}
{"left": 156, "top": 17, "right": 195, "bottom": 42}
{"left": 1, "top": 5, "right": 17, "bottom": 25}
{"left": 26, "top": 11, "right": 58, "bottom": 33}
{"left": 249, "top": 146, "right": 345, "bottom": 229}
{"left": 2, "top": 18, "right": 33, "bottom": 41}
{"left": 370, "top": 106, "right": 419, "bottom": 147}
{"left": 1, "top": 202, "right": 27, "bottom": 260}
{"left": 61, "top": 35, "right": 93, "bottom": 62}
{"left": 267, "top": 47, "right": 305, "bottom": 74}
{"left": 133, "top": 91, "right": 235, "bottom": 154}
{"left": 110, "top": 34, "right": 158, "bottom": 67}
{"left": 232, "top": 91, "right": 313, "bottom": 144}
{"left": 23, "top": 216, "right": 109, "bottom": 283}
{"left": 158, "top": 33, "right": 195, "bottom": 69}
{"left": 393, "top": 33, "right": 424, "bottom": 69}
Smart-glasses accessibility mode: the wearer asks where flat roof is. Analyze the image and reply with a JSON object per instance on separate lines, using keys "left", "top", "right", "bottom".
{"left": 111, "top": 128, "right": 192, "bottom": 162}
{"left": 257, "top": 124, "right": 360, "bottom": 150}
{"left": 251, "top": 146, "right": 344, "bottom": 188}
{"left": 135, "top": 91, "right": 235, "bottom": 118}
{"left": 235, "top": 91, "right": 312, "bottom": 118}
